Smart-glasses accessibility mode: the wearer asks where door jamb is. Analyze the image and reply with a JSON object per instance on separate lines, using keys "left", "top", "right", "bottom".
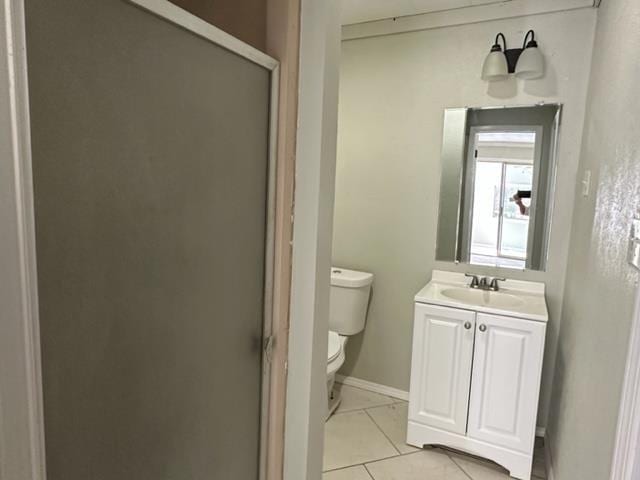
{"left": 265, "top": 0, "right": 300, "bottom": 477}
{"left": 610, "top": 283, "right": 640, "bottom": 480}
{"left": 0, "top": 0, "right": 46, "bottom": 478}
{"left": 282, "top": 0, "right": 342, "bottom": 478}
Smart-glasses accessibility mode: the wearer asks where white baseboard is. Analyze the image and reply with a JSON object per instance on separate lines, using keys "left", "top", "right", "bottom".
{"left": 544, "top": 432, "right": 555, "bottom": 480}
{"left": 335, "top": 375, "right": 409, "bottom": 401}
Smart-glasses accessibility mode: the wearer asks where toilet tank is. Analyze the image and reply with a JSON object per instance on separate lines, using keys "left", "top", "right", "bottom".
{"left": 329, "top": 267, "right": 374, "bottom": 336}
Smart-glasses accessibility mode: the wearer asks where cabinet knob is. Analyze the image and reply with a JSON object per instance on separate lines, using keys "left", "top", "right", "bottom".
{"left": 479, "top": 324, "right": 487, "bottom": 332}
{"left": 464, "top": 321, "right": 472, "bottom": 330}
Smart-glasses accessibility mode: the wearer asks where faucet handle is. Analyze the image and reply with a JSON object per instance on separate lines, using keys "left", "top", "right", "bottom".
{"left": 489, "top": 277, "right": 506, "bottom": 291}
{"left": 465, "top": 273, "right": 480, "bottom": 289}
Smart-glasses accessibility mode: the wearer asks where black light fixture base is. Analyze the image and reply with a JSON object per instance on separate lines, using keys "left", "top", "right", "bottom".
{"left": 504, "top": 48, "right": 524, "bottom": 74}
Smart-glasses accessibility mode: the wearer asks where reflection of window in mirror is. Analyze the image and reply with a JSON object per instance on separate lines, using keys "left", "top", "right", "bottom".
{"left": 435, "top": 104, "right": 561, "bottom": 272}
{"left": 462, "top": 127, "right": 542, "bottom": 269}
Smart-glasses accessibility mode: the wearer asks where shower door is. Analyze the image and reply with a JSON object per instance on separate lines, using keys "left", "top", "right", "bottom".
{"left": 24, "top": 0, "right": 276, "bottom": 479}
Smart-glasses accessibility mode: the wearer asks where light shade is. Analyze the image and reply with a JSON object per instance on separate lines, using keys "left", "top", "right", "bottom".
{"left": 515, "top": 46, "right": 544, "bottom": 79}
{"left": 481, "top": 50, "right": 509, "bottom": 81}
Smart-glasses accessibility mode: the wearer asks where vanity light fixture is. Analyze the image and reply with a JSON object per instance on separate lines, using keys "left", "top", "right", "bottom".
{"left": 481, "top": 30, "right": 544, "bottom": 82}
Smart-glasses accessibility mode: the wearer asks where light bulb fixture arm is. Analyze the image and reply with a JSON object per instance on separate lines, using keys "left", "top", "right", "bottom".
{"left": 493, "top": 32, "right": 507, "bottom": 51}
{"left": 482, "top": 29, "right": 544, "bottom": 81}
{"left": 522, "top": 30, "right": 537, "bottom": 49}
{"left": 487, "top": 30, "right": 539, "bottom": 74}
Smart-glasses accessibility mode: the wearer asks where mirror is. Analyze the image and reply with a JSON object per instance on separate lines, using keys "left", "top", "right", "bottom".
{"left": 435, "top": 104, "right": 561, "bottom": 271}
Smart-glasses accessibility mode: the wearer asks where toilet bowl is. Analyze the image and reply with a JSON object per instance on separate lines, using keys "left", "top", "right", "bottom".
{"left": 325, "top": 267, "right": 373, "bottom": 419}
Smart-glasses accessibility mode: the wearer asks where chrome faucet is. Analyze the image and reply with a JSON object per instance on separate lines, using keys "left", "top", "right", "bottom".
{"left": 465, "top": 274, "right": 506, "bottom": 291}
{"left": 465, "top": 273, "right": 480, "bottom": 289}
{"left": 488, "top": 277, "right": 506, "bottom": 291}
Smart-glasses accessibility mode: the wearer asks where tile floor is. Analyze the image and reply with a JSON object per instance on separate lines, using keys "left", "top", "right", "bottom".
{"left": 323, "top": 383, "right": 547, "bottom": 480}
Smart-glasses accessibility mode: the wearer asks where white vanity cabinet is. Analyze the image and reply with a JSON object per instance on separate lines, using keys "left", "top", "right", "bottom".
{"left": 467, "top": 313, "right": 545, "bottom": 453}
{"left": 408, "top": 272, "right": 548, "bottom": 480}
{"left": 408, "top": 303, "right": 476, "bottom": 435}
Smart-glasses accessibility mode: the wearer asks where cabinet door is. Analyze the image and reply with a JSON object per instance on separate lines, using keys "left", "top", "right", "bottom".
{"left": 408, "top": 303, "right": 476, "bottom": 434}
{"left": 467, "top": 313, "right": 546, "bottom": 453}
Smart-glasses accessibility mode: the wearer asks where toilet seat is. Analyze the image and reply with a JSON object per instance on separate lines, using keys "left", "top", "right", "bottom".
{"left": 327, "top": 331, "right": 342, "bottom": 363}
{"left": 327, "top": 331, "right": 346, "bottom": 377}
{"left": 326, "top": 331, "right": 347, "bottom": 419}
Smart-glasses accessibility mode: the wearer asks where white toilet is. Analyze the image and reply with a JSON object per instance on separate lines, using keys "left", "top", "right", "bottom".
{"left": 326, "top": 267, "right": 374, "bottom": 418}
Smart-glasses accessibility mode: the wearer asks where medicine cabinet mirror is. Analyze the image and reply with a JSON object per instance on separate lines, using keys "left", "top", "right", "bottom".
{"left": 435, "top": 104, "right": 561, "bottom": 271}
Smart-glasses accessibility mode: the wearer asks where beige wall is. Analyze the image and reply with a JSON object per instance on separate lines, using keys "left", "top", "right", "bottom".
{"left": 546, "top": 0, "right": 640, "bottom": 478}
{"left": 170, "top": 0, "right": 267, "bottom": 51}
{"left": 333, "top": 8, "right": 596, "bottom": 428}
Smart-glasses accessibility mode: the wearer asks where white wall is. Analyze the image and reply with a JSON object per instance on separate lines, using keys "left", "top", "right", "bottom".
{"left": 546, "top": 0, "right": 640, "bottom": 478}
{"left": 332, "top": 7, "right": 596, "bottom": 428}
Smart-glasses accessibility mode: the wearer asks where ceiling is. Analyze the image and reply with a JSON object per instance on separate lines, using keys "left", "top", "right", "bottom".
{"left": 341, "top": 0, "right": 511, "bottom": 25}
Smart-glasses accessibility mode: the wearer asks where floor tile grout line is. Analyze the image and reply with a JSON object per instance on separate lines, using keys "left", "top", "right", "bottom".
{"left": 333, "top": 401, "right": 397, "bottom": 416}
{"left": 363, "top": 408, "right": 402, "bottom": 456}
{"left": 324, "top": 450, "right": 434, "bottom": 474}
{"left": 447, "top": 448, "right": 550, "bottom": 480}
{"left": 323, "top": 451, "right": 412, "bottom": 474}
{"left": 360, "top": 402, "right": 408, "bottom": 414}
{"left": 336, "top": 382, "right": 400, "bottom": 401}
{"left": 447, "top": 453, "right": 475, "bottom": 480}
{"left": 331, "top": 407, "right": 364, "bottom": 416}
{"left": 333, "top": 406, "right": 390, "bottom": 415}
{"left": 323, "top": 403, "right": 401, "bottom": 473}
{"left": 362, "top": 404, "right": 422, "bottom": 457}
{"left": 362, "top": 449, "right": 457, "bottom": 476}
{"left": 366, "top": 449, "right": 430, "bottom": 466}
{"left": 363, "top": 463, "right": 375, "bottom": 480}
{"left": 322, "top": 463, "right": 372, "bottom": 476}
{"left": 322, "top": 464, "right": 355, "bottom": 474}
{"left": 326, "top": 447, "right": 474, "bottom": 477}
{"left": 335, "top": 383, "right": 401, "bottom": 406}
{"left": 331, "top": 384, "right": 541, "bottom": 477}
{"left": 329, "top": 384, "right": 549, "bottom": 479}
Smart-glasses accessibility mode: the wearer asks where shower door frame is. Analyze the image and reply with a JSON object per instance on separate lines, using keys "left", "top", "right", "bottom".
{"left": 0, "top": 0, "right": 281, "bottom": 479}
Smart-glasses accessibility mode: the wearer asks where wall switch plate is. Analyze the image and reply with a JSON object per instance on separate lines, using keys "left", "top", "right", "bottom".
{"left": 629, "top": 212, "right": 640, "bottom": 270}
{"left": 628, "top": 241, "right": 640, "bottom": 270}
{"left": 632, "top": 216, "right": 640, "bottom": 241}
{"left": 581, "top": 170, "right": 592, "bottom": 197}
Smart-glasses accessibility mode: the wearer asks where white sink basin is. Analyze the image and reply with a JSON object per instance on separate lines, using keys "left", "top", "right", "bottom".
{"left": 440, "top": 287, "right": 525, "bottom": 309}
{"left": 414, "top": 270, "right": 549, "bottom": 322}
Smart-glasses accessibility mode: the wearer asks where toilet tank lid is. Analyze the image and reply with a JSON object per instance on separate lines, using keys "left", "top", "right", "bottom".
{"left": 330, "top": 267, "right": 374, "bottom": 288}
